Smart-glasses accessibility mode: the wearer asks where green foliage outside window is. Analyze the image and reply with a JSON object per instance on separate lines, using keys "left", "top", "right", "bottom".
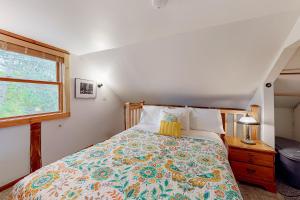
{"left": 0, "top": 49, "right": 59, "bottom": 118}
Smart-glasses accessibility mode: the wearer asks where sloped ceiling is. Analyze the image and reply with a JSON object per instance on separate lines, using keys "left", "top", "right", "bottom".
{"left": 82, "top": 12, "right": 299, "bottom": 108}
{"left": 0, "top": 0, "right": 300, "bottom": 54}
{"left": 275, "top": 48, "right": 300, "bottom": 96}
{"left": 275, "top": 78, "right": 300, "bottom": 100}
{"left": 274, "top": 48, "right": 300, "bottom": 108}
{"left": 285, "top": 47, "right": 300, "bottom": 69}
{"left": 1, "top": 1, "right": 300, "bottom": 108}
{"left": 275, "top": 96, "right": 300, "bottom": 108}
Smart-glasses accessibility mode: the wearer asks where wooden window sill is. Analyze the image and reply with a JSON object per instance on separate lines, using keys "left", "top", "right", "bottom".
{"left": 0, "top": 112, "right": 70, "bottom": 128}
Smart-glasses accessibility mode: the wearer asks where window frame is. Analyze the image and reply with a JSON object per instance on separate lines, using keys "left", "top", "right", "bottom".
{"left": 0, "top": 29, "right": 70, "bottom": 128}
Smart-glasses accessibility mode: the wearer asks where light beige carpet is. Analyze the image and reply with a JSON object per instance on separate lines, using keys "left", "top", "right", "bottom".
{"left": 0, "top": 184, "right": 284, "bottom": 200}
{"left": 239, "top": 183, "right": 284, "bottom": 200}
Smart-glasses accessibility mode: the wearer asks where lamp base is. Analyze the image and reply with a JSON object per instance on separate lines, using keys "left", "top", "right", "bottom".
{"left": 241, "top": 139, "right": 256, "bottom": 145}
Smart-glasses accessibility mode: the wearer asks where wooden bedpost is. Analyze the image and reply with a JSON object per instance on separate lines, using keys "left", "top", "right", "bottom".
{"left": 124, "top": 102, "right": 129, "bottom": 130}
{"left": 250, "top": 105, "right": 260, "bottom": 140}
{"left": 124, "top": 101, "right": 144, "bottom": 130}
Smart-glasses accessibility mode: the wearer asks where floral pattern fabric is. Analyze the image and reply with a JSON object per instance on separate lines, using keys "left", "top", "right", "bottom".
{"left": 161, "top": 112, "right": 178, "bottom": 122}
{"left": 10, "top": 128, "right": 242, "bottom": 200}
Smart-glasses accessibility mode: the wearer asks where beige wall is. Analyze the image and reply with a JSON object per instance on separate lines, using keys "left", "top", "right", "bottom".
{"left": 274, "top": 107, "right": 294, "bottom": 139}
{"left": 274, "top": 105, "right": 300, "bottom": 142}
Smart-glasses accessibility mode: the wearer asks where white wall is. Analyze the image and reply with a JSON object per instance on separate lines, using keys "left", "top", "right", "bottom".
{"left": 248, "top": 85, "right": 275, "bottom": 147}
{"left": 294, "top": 105, "right": 300, "bottom": 142}
{"left": 274, "top": 107, "right": 294, "bottom": 139}
{"left": 0, "top": 55, "right": 124, "bottom": 187}
{"left": 0, "top": 126, "right": 30, "bottom": 187}
{"left": 260, "top": 86, "right": 275, "bottom": 147}
{"left": 273, "top": 105, "right": 300, "bottom": 142}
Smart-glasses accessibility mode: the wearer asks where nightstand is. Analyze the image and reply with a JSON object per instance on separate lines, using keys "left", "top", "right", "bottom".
{"left": 225, "top": 135, "right": 276, "bottom": 192}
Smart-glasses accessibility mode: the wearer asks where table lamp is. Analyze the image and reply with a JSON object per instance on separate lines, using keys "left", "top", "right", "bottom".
{"left": 238, "top": 114, "right": 260, "bottom": 145}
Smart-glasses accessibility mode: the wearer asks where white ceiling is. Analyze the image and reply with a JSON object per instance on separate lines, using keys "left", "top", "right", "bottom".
{"left": 81, "top": 12, "right": 299, "bottom": 108}
{"left": 274, "top": 48, "right": 300, "bottom": 108}
{"left": 0, "top": 0, "right": 300, "bottom": 55}
{"left": 275, "top": 74, "right": 300, "bottom": 94}
{"left": 1, "top": 0, "right": 300, "bottom": 108}
{"left": 275, "top": 48, "right": 300, "bottom": 95}
{"left": 285, "top": 48, "right": 300, "bottom": 69}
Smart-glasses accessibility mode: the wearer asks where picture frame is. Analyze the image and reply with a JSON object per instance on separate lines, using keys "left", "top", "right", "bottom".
{"left": 75, "top": 78, "right": 97, "bottom": 99}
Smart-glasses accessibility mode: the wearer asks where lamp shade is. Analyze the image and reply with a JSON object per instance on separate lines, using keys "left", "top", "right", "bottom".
{"left": 238, "top": 114, "right": 260, "bottom": 125}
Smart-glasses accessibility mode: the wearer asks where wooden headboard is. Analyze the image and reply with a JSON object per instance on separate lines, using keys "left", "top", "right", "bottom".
{"left": 124, "top": 101, "right": 260, "bottom": 139}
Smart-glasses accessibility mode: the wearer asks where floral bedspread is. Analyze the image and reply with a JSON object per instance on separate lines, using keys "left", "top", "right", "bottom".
{"left": 10, "top": 128, "right": 242, "bottom": 200}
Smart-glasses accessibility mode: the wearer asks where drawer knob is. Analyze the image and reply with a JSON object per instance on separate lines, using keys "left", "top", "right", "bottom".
{"left": 246, "top": 168, "right": 256, "bottom": 174}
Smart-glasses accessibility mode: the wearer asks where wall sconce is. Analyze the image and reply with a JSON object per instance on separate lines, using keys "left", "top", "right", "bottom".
{"left": 97, "top": 83, "right": 103, "bottom": 88}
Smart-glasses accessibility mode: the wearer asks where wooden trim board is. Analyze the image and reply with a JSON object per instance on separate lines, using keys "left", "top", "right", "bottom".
{"left": 0, "top": 175, "right": 27, "bottom": 192}
{"left": 30, "top": 122, "right": 42, "bottom": 172}
{"left": 280, "top": 73, "right": 300, "bottom": 75}
{"left": 0, "top": 112, "right": 70, "bottom": 128}
{"left": 275, "top": 92, "right": 300, "bottom": 97}
{"left": 0, "top": 29, "right": 69, "bottom": 54}
{"left": 0, "top": 77, "right": 60, "bottom": 85}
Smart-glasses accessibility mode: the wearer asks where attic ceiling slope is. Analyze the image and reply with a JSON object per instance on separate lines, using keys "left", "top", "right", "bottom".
{"left": 81, "top": 12, "right": 299, "bottom": 108}
{"left": 0, "top": 0, "right": 300, "bottom": 54}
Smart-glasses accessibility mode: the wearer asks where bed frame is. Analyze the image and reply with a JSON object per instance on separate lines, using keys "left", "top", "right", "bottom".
{"left": 124, "top": 101, "right": 260, "bottom": 139}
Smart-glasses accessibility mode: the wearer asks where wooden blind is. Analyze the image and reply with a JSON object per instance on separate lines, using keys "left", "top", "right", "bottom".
{"left": 0, "top": 40, "right": 64, "bottom": 63}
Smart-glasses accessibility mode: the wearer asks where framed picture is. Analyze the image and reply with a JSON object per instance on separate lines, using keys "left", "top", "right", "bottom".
{"left": 75, "top": 78, "right": 97, "bottom": 99}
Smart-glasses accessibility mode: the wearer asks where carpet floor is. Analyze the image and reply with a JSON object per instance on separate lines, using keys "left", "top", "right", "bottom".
{"left": 239, "top": 183, "right": 284, "bottom": 200}
{"left": 276, "top": 179, "right": 300, "bottom": 200}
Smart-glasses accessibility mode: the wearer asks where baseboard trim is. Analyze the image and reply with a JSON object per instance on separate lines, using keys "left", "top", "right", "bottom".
{"left": 0, "top": 145, "right": 94, "bottom": 193}
{"left": 0, "top": 176, "right": 27, "bottom": 192}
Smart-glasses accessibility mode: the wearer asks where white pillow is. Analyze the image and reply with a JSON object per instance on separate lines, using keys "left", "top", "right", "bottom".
{"left": 190, "top": 108, "right": 224, "bottom": 133}
{"left": 160, "top": 107, "right": 190, "bottom": 130}
{"left": 139, "top": 105, "right": 166, "bottom": 126}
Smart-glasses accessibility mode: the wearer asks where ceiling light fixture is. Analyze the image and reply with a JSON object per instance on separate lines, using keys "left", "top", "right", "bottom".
{"left": 152, "top": 0, "right": 168, "bottom": 9}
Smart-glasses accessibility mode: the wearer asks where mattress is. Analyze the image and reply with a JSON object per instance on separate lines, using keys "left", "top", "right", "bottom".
{"left": 10, "top": 125, "right": 241, "bottom": 199}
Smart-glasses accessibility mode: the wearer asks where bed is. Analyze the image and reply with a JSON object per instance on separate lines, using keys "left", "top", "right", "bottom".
{"left": 10, "top": 102, "right": 259, "bottom": 200}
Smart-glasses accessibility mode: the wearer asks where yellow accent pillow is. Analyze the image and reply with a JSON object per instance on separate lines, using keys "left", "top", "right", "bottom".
{"left": 159, "top": 121, "right": 182, "bottom": 138}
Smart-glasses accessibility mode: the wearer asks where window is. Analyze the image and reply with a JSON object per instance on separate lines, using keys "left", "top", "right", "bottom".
{"left": 0, "top": 49, "right": 61, "bottom": 118}
{"left": 0, "top": 30, "right": 70, "bottom": 127}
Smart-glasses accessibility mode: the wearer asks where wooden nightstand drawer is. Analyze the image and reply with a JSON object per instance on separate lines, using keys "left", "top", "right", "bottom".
{"left": 225, "top": 135, "right": 276, "bottom": 192}
{"left": 231, "top": 161, "right": 274, "bottom": 181}
{"left": 229, "top": 148, "right": 274, "bottom": 167}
